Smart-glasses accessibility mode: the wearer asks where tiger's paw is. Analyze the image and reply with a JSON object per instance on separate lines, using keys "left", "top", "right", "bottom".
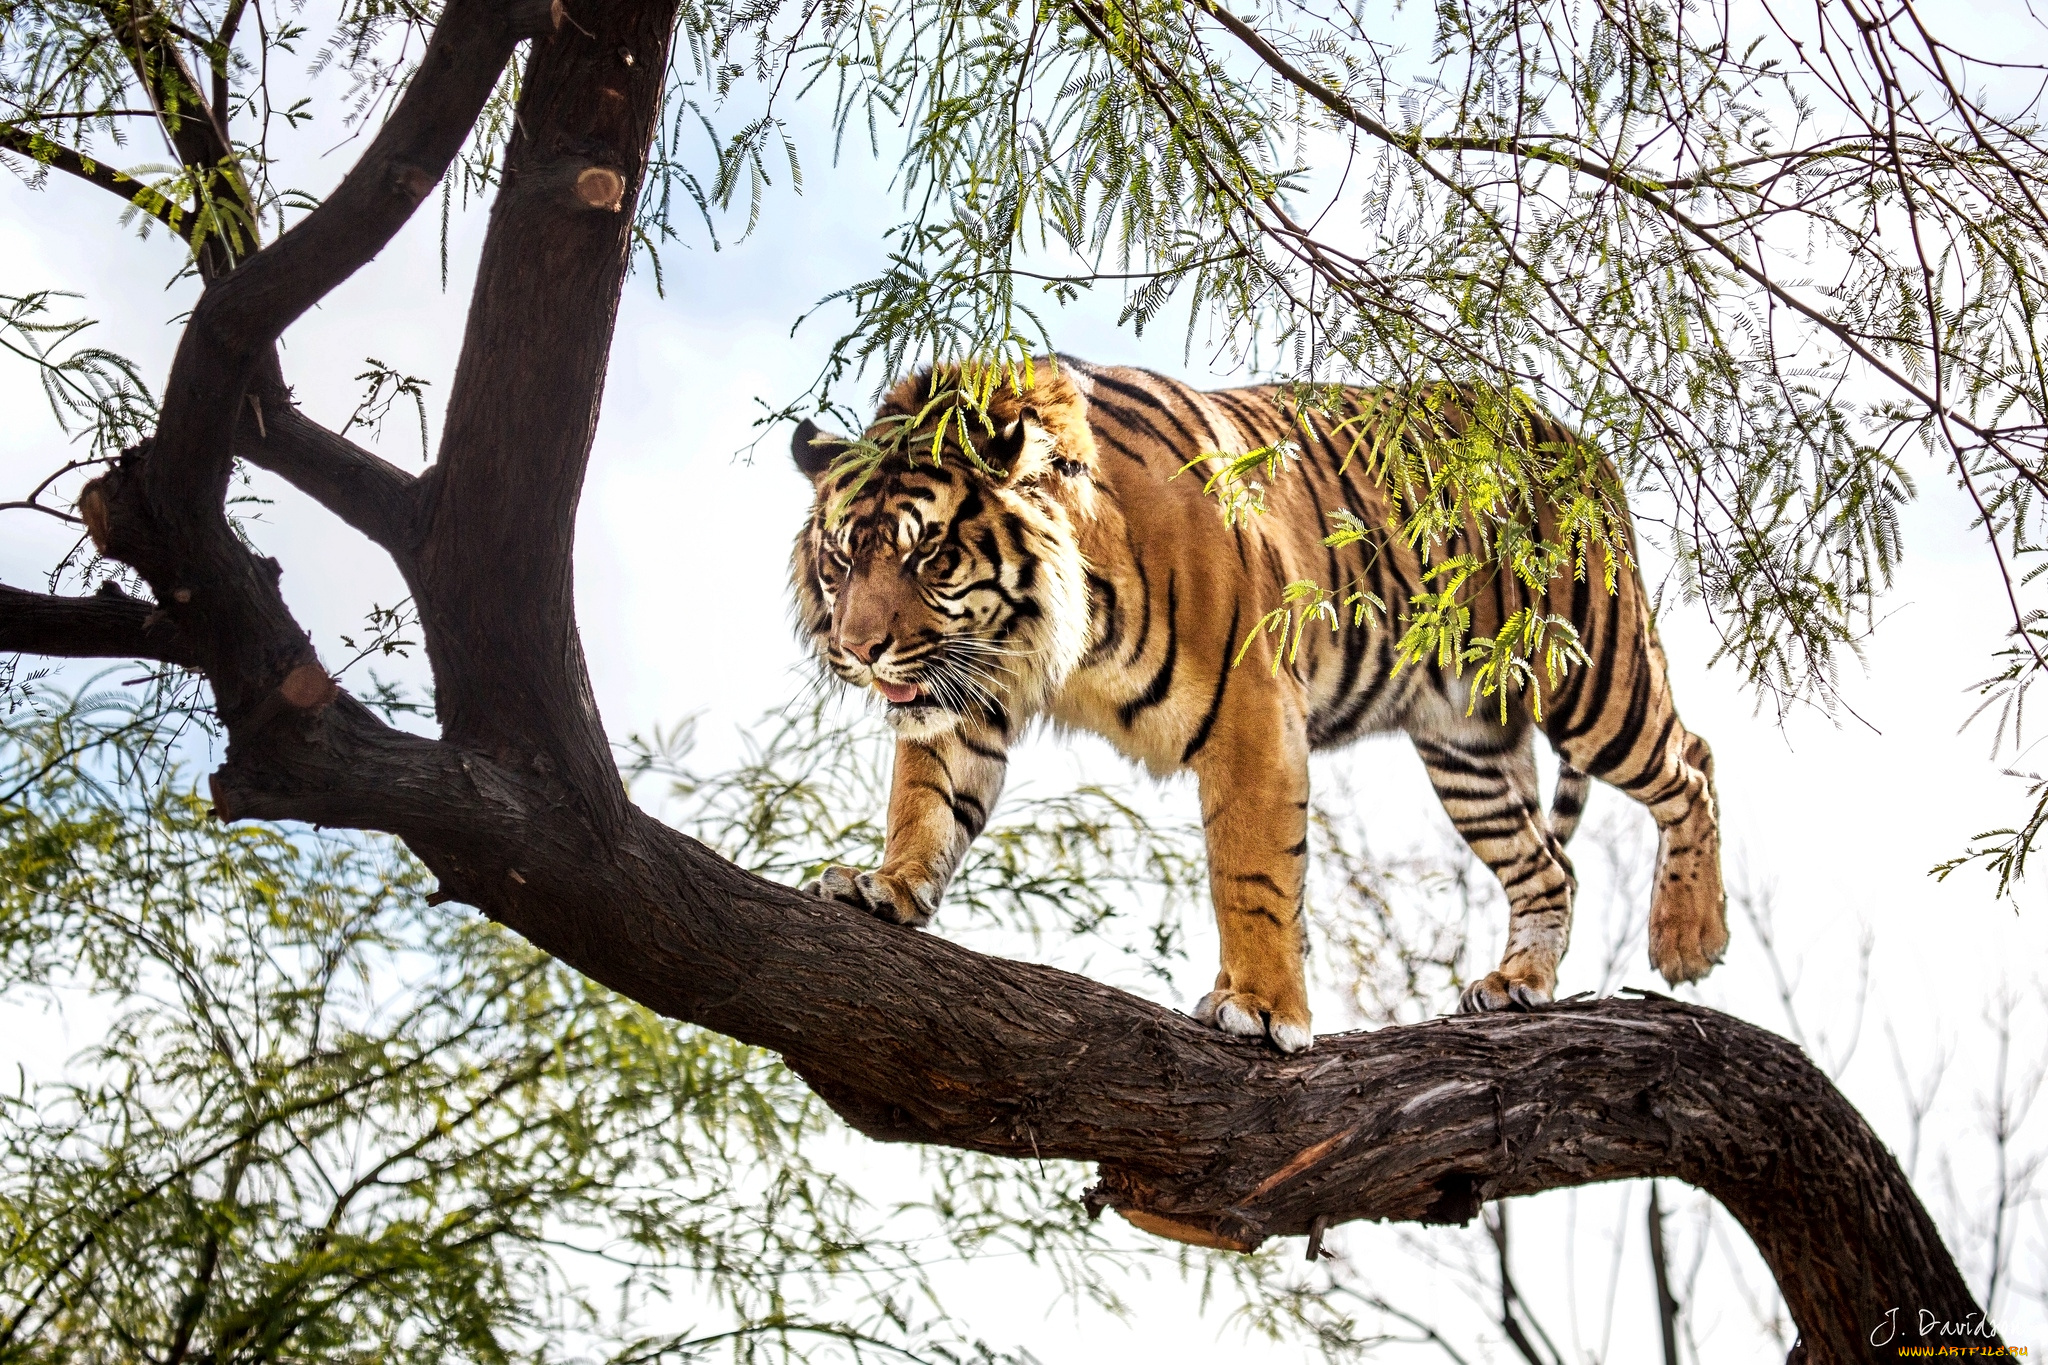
{"left": 1648, "top": 905, "right": 1727, "bottom": 986}
{"left": 1193, "top": 989, "right": 1314, "bottom": 1054}
{"left": 1457, "top": 970, "right": 1554, "bottom": 1014}
{"left": 1649, "top": 801, "right": 1728, "bottom": 986}
{"left": 802, "top": 865, "right": 938, "bottom": 928}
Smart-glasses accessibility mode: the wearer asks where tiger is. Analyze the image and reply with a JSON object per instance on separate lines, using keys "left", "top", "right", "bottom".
{"left": 787, "top": 358, "right": 1727, "bottom": 1053}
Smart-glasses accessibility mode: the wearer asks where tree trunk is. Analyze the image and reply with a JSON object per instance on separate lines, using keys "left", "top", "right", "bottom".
{"left": 0, "top": 0, "right": 1999, "bottom": 1359}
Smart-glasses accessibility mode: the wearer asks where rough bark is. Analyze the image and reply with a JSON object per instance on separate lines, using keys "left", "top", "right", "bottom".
{"left": 0, "top": 0, "right": 2001, "bottom": 1360}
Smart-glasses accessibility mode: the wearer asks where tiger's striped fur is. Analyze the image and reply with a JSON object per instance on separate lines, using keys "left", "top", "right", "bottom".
{"left": 789, "top": 359, "right": 1727, "bottom": 1052}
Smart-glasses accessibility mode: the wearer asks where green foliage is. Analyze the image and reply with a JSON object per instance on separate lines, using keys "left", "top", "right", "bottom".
{"left": 341, "top": 359, "right": 434, "bottom": 463}
{"left": 0, "top": 690, "right": 917, "bottom": 1363}
{"left": 1176, "top": 441, "right": 1300, "bottom": 528}
{"left": 682, "top": 0, "right": 2027, "bottom": 783}
{"left": 1932, "top": 769, "right": 2048, "bottom": 900}
{"left": 1455, "top": 607, "right": 1587, "bottom": 725}
{"left": 805, "top": 362, "right": 1058, "bottom": 523}
{"left": 1234, "top": 577, "right": 1383, "bottom": 677}
{"left": 0, "top": 291, "right": 154, "bottom": 460}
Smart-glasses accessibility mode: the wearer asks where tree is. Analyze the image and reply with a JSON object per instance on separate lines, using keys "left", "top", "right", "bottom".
{"left": 0, "top": 0, "right": 2028, "bottom": 1357}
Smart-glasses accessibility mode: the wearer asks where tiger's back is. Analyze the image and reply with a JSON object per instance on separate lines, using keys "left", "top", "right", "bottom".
{"left": 790, "top": 357, "right": 1726, "bottom": 1049}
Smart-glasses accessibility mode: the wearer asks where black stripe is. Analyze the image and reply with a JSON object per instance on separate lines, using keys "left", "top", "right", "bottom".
{"left": 1415, "top": 742, "right": 1505, "bottom": 781}
{"left": 1083, "top": 571, "right": 1122, "bottom": 663}
{"left": 1544, "top": 570, "right": 1596, "bottom": 724}
{"left": 950, "top": 791, "right": 988, "bottom": 837}
{"left": 1612, "top": 711, "right": 1680, "bottom": 792}
{"left": 1259, "top": 537, "right": 1287, "bottom": 594}
{"left": 1497, "top": 862, "right": 1561, "bottom": 893}
{"left": 1128, "top": 375, "right": 1216, "bottom": 452}
{"left": 1631, "top": 771, "right": 1693, "bottom": 807}
{"left": 1311, "top": 431, "right": 1379, "bottom": 742}
{"left": 1452, "top": 817, "right": 1537, "bottom": 842}
{"left": 1085, "top": 407, "right": 1161, "bottom": 466}
{"left": 1181, "top": 600, "right": 1243, "bottom": 764}
{"left": 1089, "top": 371, "right": 1211, "bottom": 457}
{"left": 958, "top": 733, "right": 1009, "bottom": 764}
{"left": 1314, "top": 534, "right": 1397, "bottom": 745}
{"left": 1209, "top": 389, "right": 1270, "bottom": 443}
{"left": 1126, "top": 550, "right": 1154, "bottom": 666}
{"left": 1585, "top": 647, "right": 1654, "bottom": 772}
{"left": 1119, "top": 573, "right": 1180, "bottom": 727}
{"left": 1558, "top": 592, "right": 1625, "bottom": 742}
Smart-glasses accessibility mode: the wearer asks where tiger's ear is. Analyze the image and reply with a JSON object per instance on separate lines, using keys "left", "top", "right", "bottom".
{"left": 791, "top": 418, "right": 852, "bottom": 480}
{"left": 982, "top": 408, "right": 1068, "bottom": 484}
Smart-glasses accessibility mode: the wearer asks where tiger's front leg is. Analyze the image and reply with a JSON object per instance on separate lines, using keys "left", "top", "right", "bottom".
{"left": 1188, "top": 689, "right": 1314, "bottom": 1054}
{"left": 804, "top": 726, "right": 1008, "bottom": 927}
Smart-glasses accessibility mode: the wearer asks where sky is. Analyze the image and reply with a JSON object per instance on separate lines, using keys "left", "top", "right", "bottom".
{"left": 3, "top": 7, "right": 2046, "bottom": 1360}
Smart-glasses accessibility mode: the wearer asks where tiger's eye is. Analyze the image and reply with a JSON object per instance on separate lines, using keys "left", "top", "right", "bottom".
{"left": 923, "top": 546, "right": 960, "bottom": 578}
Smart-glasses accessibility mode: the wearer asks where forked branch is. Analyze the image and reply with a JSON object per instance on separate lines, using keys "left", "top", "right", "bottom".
{"left": 74, "top": 0, "right": 525, "bottom": 726}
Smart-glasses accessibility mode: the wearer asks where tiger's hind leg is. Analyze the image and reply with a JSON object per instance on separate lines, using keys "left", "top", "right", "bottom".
{"left": 1641, "top": 731, "right": 1727, "bottom": 984}
{"left": 1412, "top": 721, "right": 1578, "bottom": 1013}
{"left": 1549, "top": 661, "right": 1727, "bottom": 988}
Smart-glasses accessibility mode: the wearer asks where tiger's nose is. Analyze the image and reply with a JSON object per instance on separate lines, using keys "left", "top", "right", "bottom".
{"left": 844, "top": 634, "right": 891, "bottom": 664}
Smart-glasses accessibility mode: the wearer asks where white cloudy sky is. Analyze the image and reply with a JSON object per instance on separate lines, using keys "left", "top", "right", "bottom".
{"left": 2, "top": 9, "right": 2045, "bottom": 1359}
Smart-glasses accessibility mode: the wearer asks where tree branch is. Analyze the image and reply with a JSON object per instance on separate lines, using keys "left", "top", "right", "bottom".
{"left": 0, "top": 123, "right": 194, "bottom": 238}
{"left": 151, "top": 0, "right": 520, "bottom": 494}
{"left": 0, "top": 582, "right": 200, "bottom": 667}
{"left": 91, "top": 0, "right": 247, "bottom": 279}
{"left": 31, "top": 4, "right": 1994, "bottom": 1361}
{"left": 78, "top": 0, "right": 524, "bottom": 722}
{"left": 234, "top": 358, "right": 420, "bottom": 568}
{"left": 191, "top": 694, "right": 1992, "bottom": 1365}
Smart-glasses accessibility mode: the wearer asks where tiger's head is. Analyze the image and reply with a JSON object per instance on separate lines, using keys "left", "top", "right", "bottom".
{"left": 790, "top": 365, "right": 1101, "bottom": 740}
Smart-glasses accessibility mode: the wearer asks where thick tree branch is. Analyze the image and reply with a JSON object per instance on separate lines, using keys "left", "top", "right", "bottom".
{"left": 412, "top": 0, "right": 680, "bottom": 822}
{"left": 235, "top": 358, "right": 420, "bottom": 567}
{"left": 0, "top": 582, "right": 199, "bottom": 667}
{"left": 193, "top": 695, "right": 1991, "bottom": 1365}
{"left": 150, "top": 0, "right": 519, "bottom": 497}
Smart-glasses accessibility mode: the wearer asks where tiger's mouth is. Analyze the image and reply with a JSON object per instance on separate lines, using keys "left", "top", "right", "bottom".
{"left": 874, "top": 678, "right": 923, "bottom": 706}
